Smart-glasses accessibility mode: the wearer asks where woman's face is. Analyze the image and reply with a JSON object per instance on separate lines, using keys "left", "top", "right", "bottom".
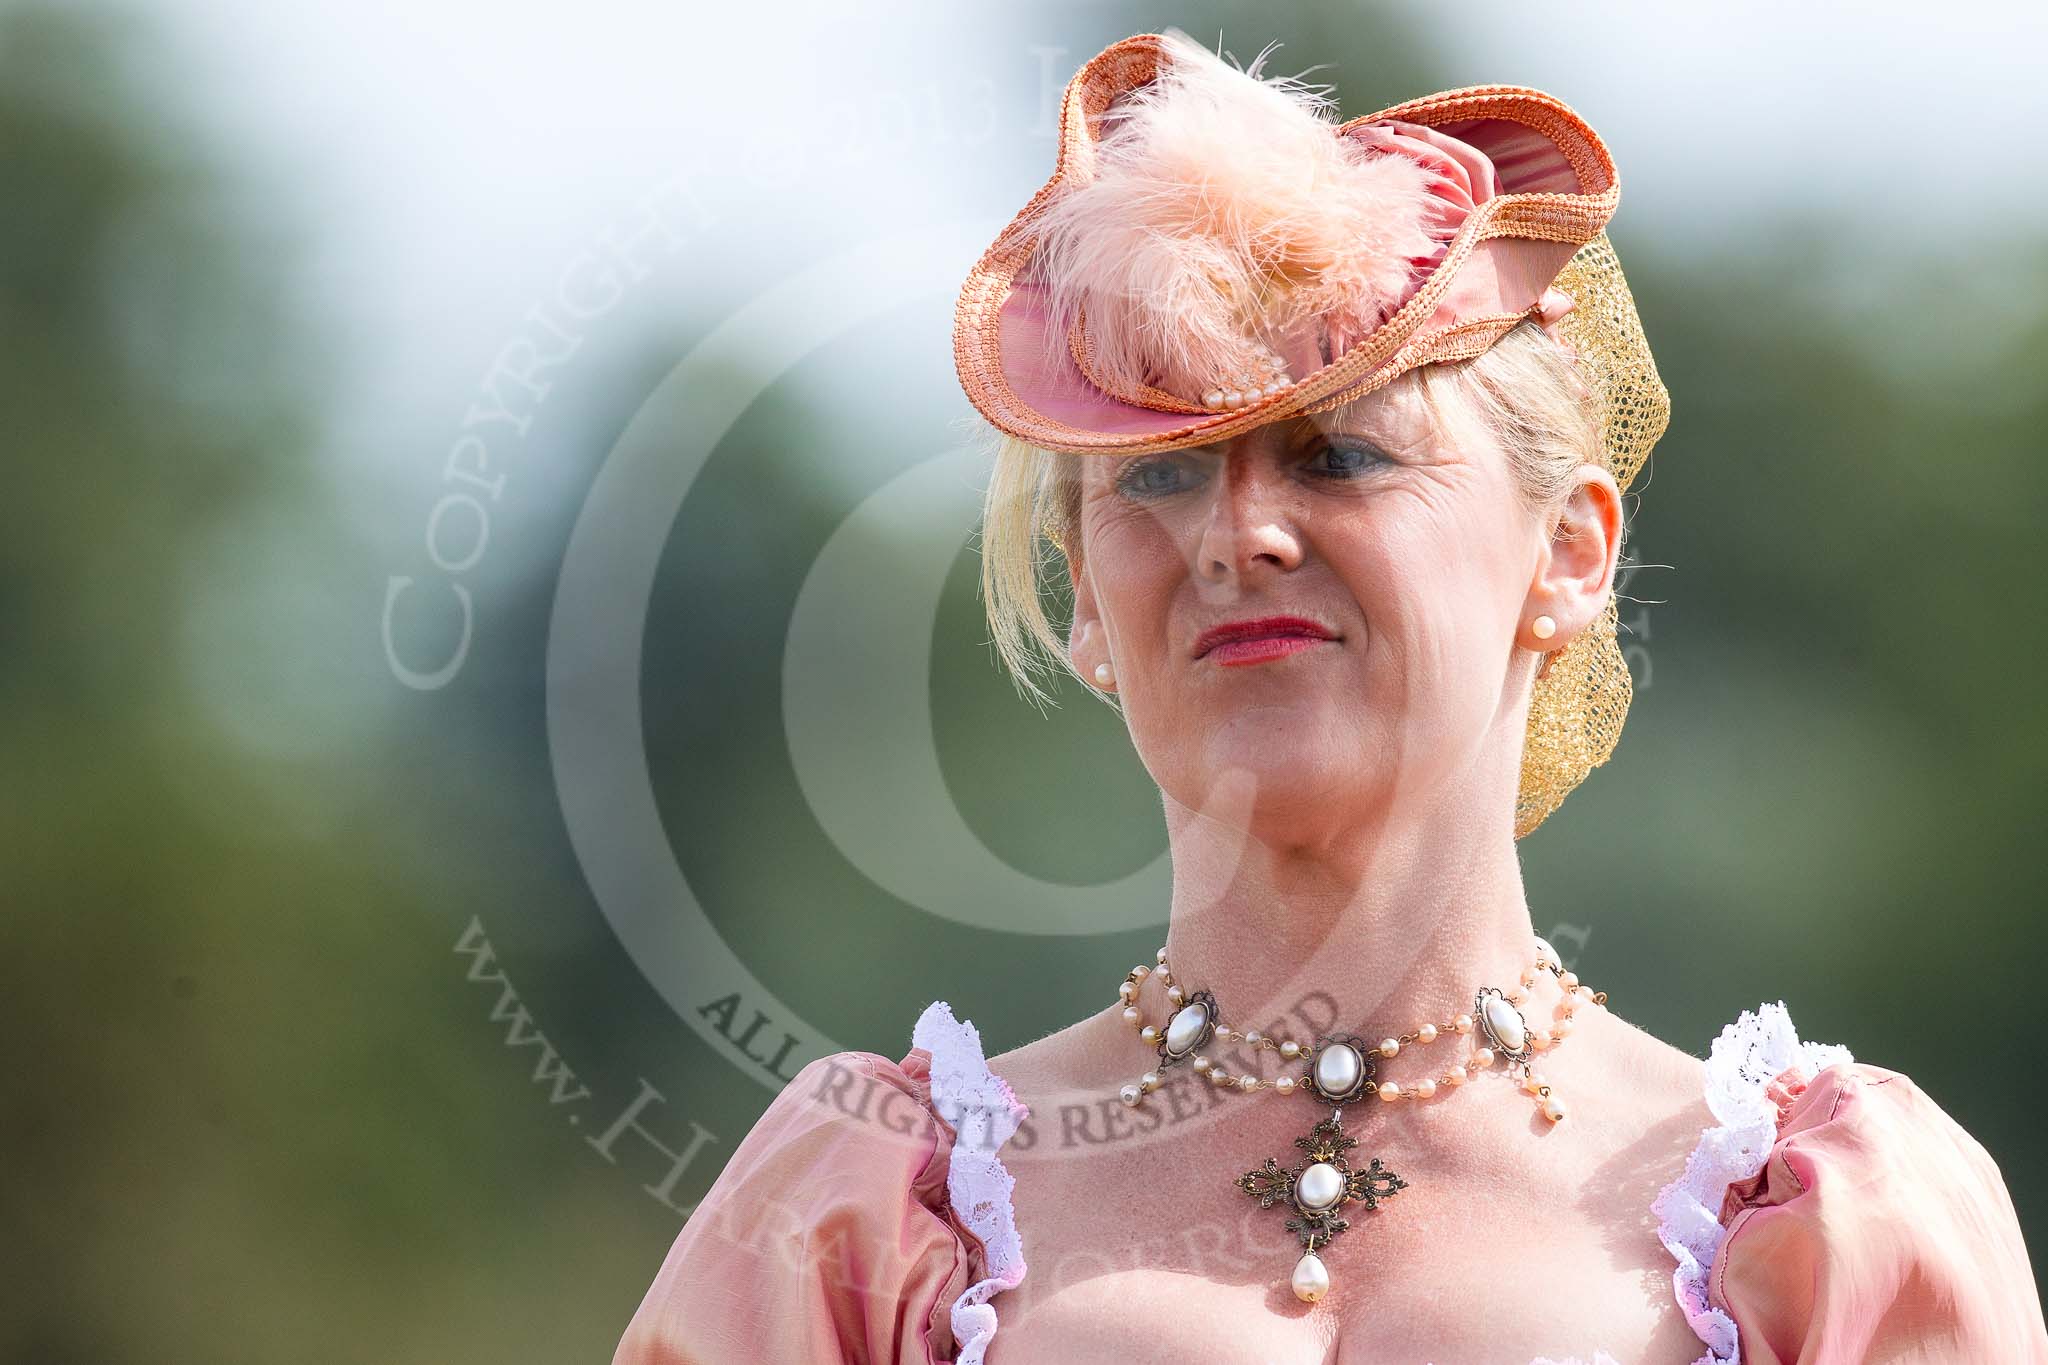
{"left": 1067, "top": 377, "right": 1619, "bottom": 840}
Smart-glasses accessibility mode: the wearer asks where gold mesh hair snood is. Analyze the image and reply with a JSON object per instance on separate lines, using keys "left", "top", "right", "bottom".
{"left": 1511, "top": 231, "right": 1669, "bottom": 837}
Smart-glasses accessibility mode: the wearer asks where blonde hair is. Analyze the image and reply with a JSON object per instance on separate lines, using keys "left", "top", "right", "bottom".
{"left": 974, "top": 319, "right": 1613, "bottom": 710}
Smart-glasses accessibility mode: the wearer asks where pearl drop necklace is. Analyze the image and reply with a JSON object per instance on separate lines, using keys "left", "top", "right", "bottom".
{"left": 1114, "top": 935, "right": 1607, "bottom": 1303}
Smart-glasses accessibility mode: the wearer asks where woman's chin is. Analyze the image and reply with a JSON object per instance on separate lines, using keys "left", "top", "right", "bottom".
{"left": 1169, "top": 732, "right": 1368, "bottom": 814}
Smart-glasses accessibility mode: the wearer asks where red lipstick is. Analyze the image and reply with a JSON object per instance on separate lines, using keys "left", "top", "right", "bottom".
{"left": 1193, "top": 615, "right": 1339, "bottom": 666}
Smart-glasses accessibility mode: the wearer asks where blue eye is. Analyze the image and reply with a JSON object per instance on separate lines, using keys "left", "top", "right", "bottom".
{"left": 1114, "top": 454, "right": 1202, "bottom": 499}
{"left": 1309, "top": 441, "right": 1388, "bottom": 478}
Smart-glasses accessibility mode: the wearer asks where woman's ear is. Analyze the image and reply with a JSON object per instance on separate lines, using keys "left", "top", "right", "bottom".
{"left": 1523, "top": 464, "right": 1623, "bottom": 654}
{"left": 1067, "top": 545, "right": 1111, "bottom": 685}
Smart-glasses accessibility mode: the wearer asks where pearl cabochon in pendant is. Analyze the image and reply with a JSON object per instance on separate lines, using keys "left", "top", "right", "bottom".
{"left": 1165, "top": 1001, "right": 1210, "bottom": 1056}
{"left": 1313, "top": 1044, "right": 1360, "bottom": 1096}
{"left": 1309, "top": 1039, "right": 1370, "bottom": 1103}
{"left": 1481, "top": 993, "right": 1527, "bottom": 1052}
{"left": 1295, "top": 1162, "right": 1345, "bottom": 1212}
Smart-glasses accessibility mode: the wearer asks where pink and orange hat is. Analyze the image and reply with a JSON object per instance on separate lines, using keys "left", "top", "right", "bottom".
{"left": 952, "top": 30, "right": 1625, "bottom": 458}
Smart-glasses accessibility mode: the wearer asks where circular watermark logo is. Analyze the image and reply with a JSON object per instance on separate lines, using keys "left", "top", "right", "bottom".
{"left": 394, "top": 45, "right": 1651, "bottom": 1268}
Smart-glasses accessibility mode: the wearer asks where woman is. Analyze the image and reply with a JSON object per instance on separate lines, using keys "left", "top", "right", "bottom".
{"left": 614, "top": 31, "right": 2048, "bottom": 1364}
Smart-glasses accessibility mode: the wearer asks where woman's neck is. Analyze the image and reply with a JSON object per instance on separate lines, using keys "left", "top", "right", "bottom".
{"left": 1154, "top": 783, "right": 1542, "bottom": 1055}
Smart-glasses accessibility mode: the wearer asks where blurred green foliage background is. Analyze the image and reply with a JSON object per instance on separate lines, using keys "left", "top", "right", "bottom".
{"left": 5, "top": 1, "right": 2043, "bottom": 1360}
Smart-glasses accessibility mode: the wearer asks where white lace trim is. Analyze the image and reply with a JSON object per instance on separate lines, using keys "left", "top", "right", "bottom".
{"left": 913, "top": 1000, "right": 1030, "bottom": 1365}
{"left": 1649, "top": 1001, "right": 1854, "bottom": 1365}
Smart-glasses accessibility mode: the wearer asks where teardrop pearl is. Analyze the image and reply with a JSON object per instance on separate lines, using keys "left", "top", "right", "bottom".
{"left": 1292, "top": 1251, "right": 1330, "bottom": 1303}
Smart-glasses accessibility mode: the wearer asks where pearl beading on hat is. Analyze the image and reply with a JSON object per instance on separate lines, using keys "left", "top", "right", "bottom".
{"left": 1199, "top": 345, "right": 1293, "bottom": 411}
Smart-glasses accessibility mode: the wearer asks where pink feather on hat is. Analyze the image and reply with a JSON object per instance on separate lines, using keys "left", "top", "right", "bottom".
{"left": 1013, "top": 28, "right": 1451, "bottom": 411}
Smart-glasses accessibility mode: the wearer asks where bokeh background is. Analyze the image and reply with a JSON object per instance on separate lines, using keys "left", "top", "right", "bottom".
{"left": 7, "top": 0, "right": 2044, "bottom": 1359}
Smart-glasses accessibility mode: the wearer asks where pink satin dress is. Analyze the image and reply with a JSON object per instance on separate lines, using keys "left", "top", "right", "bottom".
{"left": 612, "top": 1001, "right": 2048, "bottom": 1364}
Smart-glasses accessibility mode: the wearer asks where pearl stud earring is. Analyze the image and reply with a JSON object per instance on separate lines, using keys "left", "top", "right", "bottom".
{"left": 1531, "top": 615, "right": 1557, "bottom": 641}
{"left": 1094, "top": 662, "right": 1115, "bottom": 688}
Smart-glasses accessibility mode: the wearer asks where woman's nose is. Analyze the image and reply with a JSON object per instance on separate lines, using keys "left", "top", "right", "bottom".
{"left": 1197, "top": 457, "right": 1302, "bottom": 581}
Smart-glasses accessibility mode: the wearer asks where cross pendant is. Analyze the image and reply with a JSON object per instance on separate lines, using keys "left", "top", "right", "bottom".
{"left": 1235, "top": 1105, "right": 1407, "bottom": 1301}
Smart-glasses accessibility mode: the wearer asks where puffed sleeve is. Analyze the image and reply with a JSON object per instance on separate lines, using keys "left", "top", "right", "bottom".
{"left": 612, "top": 1047, "right": 981, "bottom": 1365}
{"left": 1711, "top": 1060, "right": 2048, "bottom": 1364}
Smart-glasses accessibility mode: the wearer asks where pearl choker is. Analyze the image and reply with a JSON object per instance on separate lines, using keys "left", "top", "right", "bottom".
{"left": 1114, "top": 935, "right": 1607, "bottom": 1302}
